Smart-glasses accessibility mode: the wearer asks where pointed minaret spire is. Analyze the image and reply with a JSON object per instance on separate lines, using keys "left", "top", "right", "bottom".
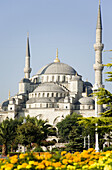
{"left": 96, "top": 0, "right": 102, "bottom": 29}
{"left": 26, "top": 32, "right": 30, "bottom": 57}
{"left": 24, "top": 33, "right": 32, "bottom": 79}
{"left": 93, "top": 0, "right": 104, "bottom": 113}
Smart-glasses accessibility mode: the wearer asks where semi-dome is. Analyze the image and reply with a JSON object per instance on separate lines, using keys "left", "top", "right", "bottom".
{"left": 34, "top": 83, "right": 65, "bottom": 92}
{"left": 37, "top": 62, "right": 76, "bottom": 75}
{"left": 79, "top": 97, "right": 95, "bottom": 105}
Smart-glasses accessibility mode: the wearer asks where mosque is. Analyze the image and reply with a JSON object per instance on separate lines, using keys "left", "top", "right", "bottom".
{"left": 0, "top": 1, "right": 104, "bottom": 125}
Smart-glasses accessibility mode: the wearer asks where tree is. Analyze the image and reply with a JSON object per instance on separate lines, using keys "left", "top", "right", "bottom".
{"left": 66, "top": 127, "right": 83, "bottom": 152}
{"left": 25, "top": 116, "right": 55, "bottom": 144}
{"left": 56, "top": 113, "right": 84, "bottom": 151}
{"left": 81, "top": 60, "right": 112, "bottom": 149}
{"left": 94, "top": 60, "right": 112, "bottom": 117}
{"left": 0, "top": 118, "right": 22, "bottom": 155}
{"left": 16, "top": 116, "right": 55, "bottom": 150}
{"left": 16, "top": 122, "right": 42, "bottom": 149}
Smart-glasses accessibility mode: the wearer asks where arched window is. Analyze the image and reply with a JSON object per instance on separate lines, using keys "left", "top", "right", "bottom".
{"left": 52, "top": 76, "right": 54, "bottom": 82}
{"left": 47, "top": 76, "right": 49, "bottom": 82}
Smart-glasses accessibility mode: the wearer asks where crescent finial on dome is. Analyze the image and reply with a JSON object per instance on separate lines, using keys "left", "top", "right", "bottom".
{"left": 54, "top": 48, "right": 60, "bottom": 63}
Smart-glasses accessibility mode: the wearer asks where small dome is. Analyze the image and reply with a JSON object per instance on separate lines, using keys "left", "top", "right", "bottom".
{"left": 20, "top": 78, "right": 30, "bottom": 83}
{"left": 37, "top": 62, "right": 76, "bottom": 75}
{"left": 27, "top": 98, "right": 51, "bottom": 104}
{"left": 34, "top": 83, "right": 65, "bottom": 92}
{"left": 2, "top": 100, "right": 9, "bottom": 107}
{"left": 84, "top": 81, "right": 93, "bottom": 87}
{"left": 79, "top": 97, "right": 94, "bottom": 105}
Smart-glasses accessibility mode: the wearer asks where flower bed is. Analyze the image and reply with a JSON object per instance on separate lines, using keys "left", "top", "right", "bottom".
{"left": 0, "top": 148, "right": 112, "bottom": 169}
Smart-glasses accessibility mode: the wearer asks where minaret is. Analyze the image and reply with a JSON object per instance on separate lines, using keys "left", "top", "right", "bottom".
{"left": 93, "top": 0, "right": 104, "bottom": 88}
{"left": 24, "top": 33, "right": 32, "bottom": 79}
{"left": 93, "top": 0, "right": 104, "bottom": 113}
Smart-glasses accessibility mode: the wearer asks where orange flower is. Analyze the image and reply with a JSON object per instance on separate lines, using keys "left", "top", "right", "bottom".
{"left": 62, "top": 159, "right": 68, "bottom": 164}
{"left": 61, "top": 151, "right": 67, "bottom": 156}
{"left": 36, "top": 163, "right": 45, "bottom": 169}
{"left": 52, "top": 162, "right": 62, "bottom": 168}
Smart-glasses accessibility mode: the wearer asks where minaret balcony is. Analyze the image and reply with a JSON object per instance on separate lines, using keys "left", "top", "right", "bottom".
{"left": 93, "top": 64, "right": 104, "bottom": 71}
{"left": 24, "top": 68, "right": 32, "bottom": 73}
{"left": 94, "top": 43, "right": 104, "bottom": 51}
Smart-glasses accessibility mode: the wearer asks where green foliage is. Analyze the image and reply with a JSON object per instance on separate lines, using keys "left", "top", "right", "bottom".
{"left": 25, "top": 115, "right": 54, "bottom": 141}
{"left": 93, "top": 60, "right": 112, "bottom": 117}
{"left": 94, "top": 88, "right": 112, "bottom": 117}
{"left": 33, "top": 146, "right": 43, "bottom": 152}
{"left": 0, "top": 118, "right": 22, "bottom": 155}
{"left": 103, "top": 146, "right": 112, "bottom": 152}
{"left": 0, "top": 116, "right": 55, "bottom": 154}
{"left": 16, "top": 122, "right": 42, "bottom": 147}
{"left": 66, "top": 127, "right": 83, "bottom": 152}
{"left": 57, "top": 112, "right": 83, "bottom": 143}
{"left": 104, "top": 62, "right": 112, "bottom": 82}
{"left": 56, "top": 113, "right": 84, "bottom": 151}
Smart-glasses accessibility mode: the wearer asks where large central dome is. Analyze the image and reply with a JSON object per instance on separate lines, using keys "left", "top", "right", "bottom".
{"left": 37, "top": 62, "right": 76, "bottom": 75}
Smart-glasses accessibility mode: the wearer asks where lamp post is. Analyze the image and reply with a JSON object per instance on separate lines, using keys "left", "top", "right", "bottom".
{"left": 93, "top": 83, "right": 99, "bottom": 152}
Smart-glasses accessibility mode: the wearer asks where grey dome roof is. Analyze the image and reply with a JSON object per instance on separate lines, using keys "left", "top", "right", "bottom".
{"left": 84, "top": 81, "right": 93, "bottom": 87}
{"left": 20, "top": 78, "right": 30, "bottom": 83}
{"left": 2, "top": 100, "right": 9, "bottom": 107}
{"left": 27, "top": 98, "right": 51, "bottom": 104}
{"left": 37, "top": 62, "right": 76, "bottom": 75}
{"left": 34, "top": 83, "right": 65, "bottom": 92}
{"left": 79, "top": 97, "right": 95, "bottom": 105}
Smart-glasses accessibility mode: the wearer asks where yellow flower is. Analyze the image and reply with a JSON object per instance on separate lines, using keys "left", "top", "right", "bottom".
{"left": 46, "top": 167, "right": 53, "bottom": 170}
{"left": 19, "top": 154, "right": 25, "bottom": 159}
{"left": 36, "top": 163, "right": 45, "bottom": 169}
{"left": 29, "top": 161, "right": 34, "bottom": 165}
{"left": 34, "top": 162, "right": 38, "bottom": 166}
{"left": 5, "top": 163, "right": 13, "bottom": 169}
{"left": 82, "top": 165, "right": 89, "bottom": 169}
{"left": 44, "top": 161, "right": 52, "bottom": 167}
{"left": 26, "top": 164, "right": 32, "bottom": 169}
{"left": 21, "top": 163, "right": 28, "bottom": 168}
{"left": 61, "top": 165, "right": 66, "bottom": 169}
{"left": 104, "top": 165, "right": 112, "bottom": 170}
{"left": 62, "top": 159, "right": 68, "bottom": 164}
{"left": 52, "top": 162, "right": 62, "bottom": 168}
{"left": 5, "top": 168, "right": 12, "bottom": 170}
{"left": 10, "top": 158, "right": 18, "bottom": 164}
{"left": 67, "top": 165, "right": 76, "bottom": 170}
{"left": 17, "top": 165, "right": 22, "bottom": 169}
{"left": 61, "top": 151, "right": 67, "bottom": 156}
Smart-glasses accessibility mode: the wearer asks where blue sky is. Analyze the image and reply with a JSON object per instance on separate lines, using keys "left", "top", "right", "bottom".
{"left": 0, "top": 0, "right": 112, "bottom": 103}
